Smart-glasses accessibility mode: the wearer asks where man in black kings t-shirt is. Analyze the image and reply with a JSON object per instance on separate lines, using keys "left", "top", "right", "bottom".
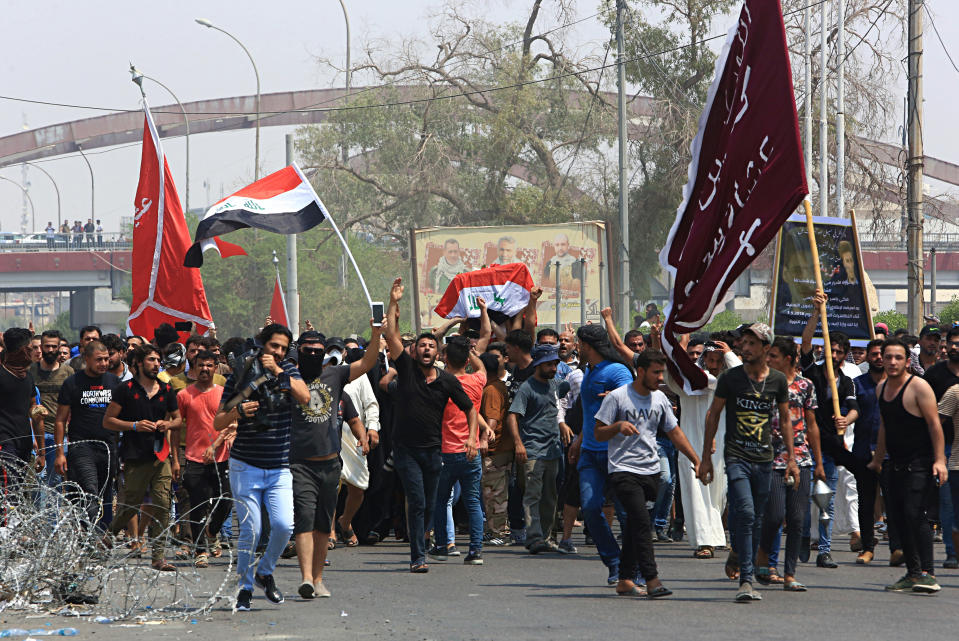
{"left": 290, "top": 323, "right": 381, "bottom": 599}
{"left": 54, "top": 340, "right": 120, "bottom": 528}
{"left": 0, "top": 327, "right": 45, "bottom": 487}
{"left": 384, "top": 278, "right": 476, "bottom": 572}
{"left": 103, "top": 345, "right": 179, "bottom": 571}
{"left": 699, "top": 323, "right": 796, "bottom": 603}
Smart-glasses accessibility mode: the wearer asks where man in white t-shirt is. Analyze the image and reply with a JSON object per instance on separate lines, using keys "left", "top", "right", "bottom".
{"left": 594, "top": 349, "right": 700, "bottom": 599}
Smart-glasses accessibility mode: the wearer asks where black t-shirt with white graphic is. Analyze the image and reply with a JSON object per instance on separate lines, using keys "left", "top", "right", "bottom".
{"left": 58, "top": 371, "right": 121, "bottom": 445}
{"left": 715, "top": 365, "right": 789, "bottom": 464}
{"left": 292, "top": 364, "right": 351, "bottom": 460}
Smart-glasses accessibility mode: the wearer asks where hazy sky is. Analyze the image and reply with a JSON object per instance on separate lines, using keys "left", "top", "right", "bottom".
{"left": 1, "top": 0, "right": 957, "bottom": 233}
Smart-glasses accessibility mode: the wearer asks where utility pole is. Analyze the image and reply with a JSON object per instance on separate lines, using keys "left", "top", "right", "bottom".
{"left": 836, "top": 0, "right": 845, "bottom": 218}
{"left": 616, "top": 0, "right": 630, "bottom": 327}
{"left": 819, "top": 0, "right": 828, "bottom": 218}
{"left": 906, "top": 0, "right": 924, "bottom": 334}
{"left": 285, "top": 134, "right": 300, "bottom": 334}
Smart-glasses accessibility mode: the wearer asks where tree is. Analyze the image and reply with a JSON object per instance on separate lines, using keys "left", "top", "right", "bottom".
{"left": 702, "top": 309, "right": 744, "bottom": 334}
{"left": 936, "top": 299, "right": 959, "bottom": 327}
{"left": 188, "top": 215, "right": 409, "bottom": 340}
{"left": 296, "top": 0, "right": 616, "bottom": 248}
{"left": 872, "top": 309, "right": 907, "bottom": 332}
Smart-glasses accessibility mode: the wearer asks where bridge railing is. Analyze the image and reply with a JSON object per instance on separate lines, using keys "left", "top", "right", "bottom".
{"left": 859, "top": 231, "right": 959, "bottom": 252}
{"left": 0, "top": 232, "right": 131, "bottom": 253}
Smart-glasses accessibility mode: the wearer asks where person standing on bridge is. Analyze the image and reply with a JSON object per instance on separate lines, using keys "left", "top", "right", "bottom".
{"left": 45, "top": 222, "right": 55, "bottom": 249}
{"left": 84, "top": 219, "right": 95, "bottom": 247}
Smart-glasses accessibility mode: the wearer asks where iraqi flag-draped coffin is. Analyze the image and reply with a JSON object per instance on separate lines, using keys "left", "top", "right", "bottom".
{"left": 434, "top": 262, "right": 535, "bottom": 325}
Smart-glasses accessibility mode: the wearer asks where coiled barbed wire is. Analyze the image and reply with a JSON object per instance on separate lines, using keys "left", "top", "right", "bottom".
{"left": 0, "top": 439, "right": 241, "bottom": 621}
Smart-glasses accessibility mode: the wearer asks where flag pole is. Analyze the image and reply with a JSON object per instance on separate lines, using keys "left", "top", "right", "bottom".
{"left": 272, "top": 250, "right": 289, "bottom": 322}
{"left": 802, "top": 198, "right": 842, "bottom": 424}
{"left": 291, "top": 162, "right": 373, "bottom": 310}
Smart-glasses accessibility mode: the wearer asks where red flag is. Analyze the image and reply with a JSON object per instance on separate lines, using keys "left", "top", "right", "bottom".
{"left": 270, "top": 273, "right": 289, "bottom": 327}
{"left": 128, "top": 99, "right": 214, "bottom": 338}
{"left": 659, "top": 0, "right": 808, "bottom": 391}
{"left": 213, "top": 236, "right": 247, "bottom": 258}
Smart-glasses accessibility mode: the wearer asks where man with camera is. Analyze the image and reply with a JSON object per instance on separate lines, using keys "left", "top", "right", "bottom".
{"left": 214, "top": 323, "right": 309, "bottom": 612}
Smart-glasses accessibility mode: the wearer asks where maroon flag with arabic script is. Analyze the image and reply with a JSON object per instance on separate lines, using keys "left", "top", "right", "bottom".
{"left": 659, "top": 0, "right": 808, "bottom": 392}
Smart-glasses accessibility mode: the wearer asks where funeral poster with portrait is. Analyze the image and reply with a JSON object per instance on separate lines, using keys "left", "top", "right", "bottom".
{"left": 770, "top": 212, "right": 873, "bottom": 346}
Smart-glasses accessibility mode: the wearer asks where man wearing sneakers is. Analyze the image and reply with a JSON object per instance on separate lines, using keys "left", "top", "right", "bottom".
{"left": 699, "top": 323, "right": 797, "bottom": 603}
{"left": 868, "top": 337, "right": 947, "bottom": 594}
{"left": 507, "top": 343, "right": 570, "bottom": 555}
{"left": 430, "top": 299, "right": 491, "bottom": 566}
{"left": 214, "top": 323, "right": 310, "bottom": 611}
{"left": 384, "top": 278, "right": 477, "bottom": 573}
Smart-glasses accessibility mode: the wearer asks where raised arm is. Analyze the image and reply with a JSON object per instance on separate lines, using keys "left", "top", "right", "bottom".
{"left": 349, "top": 320, "right": 384, "bottom": 382}
{"left": 801, "top": 289, "right": 826, "bottom": 356}
{"left": 475, "top": 297, "right": 492, "bottom": 354}
{"left": 520, "top": 287, "right": 543, "bottom": 341}
{"left": 385, "top": 277, "right": 405, "bottom": 361}
{"left": 601, "top": 307, "right": 634, "bottom": 364}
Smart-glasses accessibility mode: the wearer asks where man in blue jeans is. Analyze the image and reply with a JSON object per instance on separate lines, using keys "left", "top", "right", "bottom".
{"left": 384, "top": 278, "right": 477, "bottom": 573}
{"left": 215, "top": 323, "right": 310, "bottom": 612}
{"left": 568, "top": 324, "right": 634, "bottom": 585}
{"left": 430, "top": 301, "right": 491, "bottom": 566}
{"left": 699, "top": 323, "right": 797, "bottom": 603}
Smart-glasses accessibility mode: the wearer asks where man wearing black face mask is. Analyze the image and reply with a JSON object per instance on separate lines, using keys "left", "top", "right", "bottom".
{"left": 0, "top": 327, "right": 45, "bottom": 489}
{"left": 31, "top": 330, "right": 73, "bottom": 488}
{"left": 290, "top": 323, "right": 381, "bottom": 599}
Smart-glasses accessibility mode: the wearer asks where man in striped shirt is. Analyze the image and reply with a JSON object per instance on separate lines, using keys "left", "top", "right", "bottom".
{"left": 215, "top": 324, "right": 309, "bottom": 612}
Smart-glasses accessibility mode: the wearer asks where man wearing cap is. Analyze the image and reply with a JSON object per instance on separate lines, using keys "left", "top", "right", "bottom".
{"left": 914, "top": 324, "right": 942, "bottom": 376}
{"left": 569, "top": 324, "right": 635, "bottom": 584}
{"left": 800, "top": 290, "right": 863, "bottom": 568}
{"left": 699, "top": 323, "right": 796, "bottom": 602}
{"left": 507, "top": 343, "right": 570, "bottom": 554}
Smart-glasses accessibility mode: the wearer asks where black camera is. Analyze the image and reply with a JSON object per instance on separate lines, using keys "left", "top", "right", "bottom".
{"left": 230, "top": 345, "right": 289, "bottom": 430}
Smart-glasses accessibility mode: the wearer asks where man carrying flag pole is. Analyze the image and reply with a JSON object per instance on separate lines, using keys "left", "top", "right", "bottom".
{"left": 655, "top": 0, "right": 809, "bottom": 602}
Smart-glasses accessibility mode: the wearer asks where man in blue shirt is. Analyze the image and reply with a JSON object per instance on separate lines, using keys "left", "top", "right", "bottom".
{"left": 214, "top": 324, "right": 310, "bottom": 612}
{"left": 568, "top": 324, "right": 634, "bottom": 584}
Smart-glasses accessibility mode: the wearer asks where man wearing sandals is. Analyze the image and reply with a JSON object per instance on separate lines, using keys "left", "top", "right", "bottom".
{"left": 699, "top": 324, "right": 798, "bottom": 603}
{"left": 290, "top": 324, "right": 379, "bottom": 599}
{"left": 594, "top": 349, "right": 700, "bottom": 599}
{"left": 103, "top": 344, "right": 180, "bottom": 571}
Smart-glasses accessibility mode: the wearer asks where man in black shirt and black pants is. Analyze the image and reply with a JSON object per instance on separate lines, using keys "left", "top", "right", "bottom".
{"left": 385, "top": 278, "right": 477, "bottom": 573}
{"left": 103, "top": 345, "right": 179, "bottom": 571}
{"left": 800, "top": 291, "right": 864, "bottom": 568}
{"left": 0, "top": 327, "right": 45, "bottom": 492}
{"left": 55, "top": 340, "right": 120, "bottom": 529}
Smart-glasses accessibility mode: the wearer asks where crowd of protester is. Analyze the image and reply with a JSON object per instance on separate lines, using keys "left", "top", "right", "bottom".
{"left": 0, "top": 282, "right": 953, "bottom": 610}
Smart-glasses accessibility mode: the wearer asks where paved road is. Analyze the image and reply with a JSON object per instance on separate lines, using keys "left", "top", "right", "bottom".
{"left": 4, "top": 532, "right": 958, "bottom": 640}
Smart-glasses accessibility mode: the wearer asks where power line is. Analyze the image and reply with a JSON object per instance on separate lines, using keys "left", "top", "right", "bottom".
{"left": 0, "top": 1, "right": 830, "bottom": 121}
{"left": 924, "top": 4, "right": 959, "bottom": 75}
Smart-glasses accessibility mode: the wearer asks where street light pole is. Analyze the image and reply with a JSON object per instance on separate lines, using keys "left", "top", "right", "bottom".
{"left": 130, "top": 64, "right": 191, "bottom": 214}
{"left": 76, "top": 143, "right": 94, "bottom": 223}
{"left": 24, "top": 161, "right": 61, "bottom": 229}
{"left": 0, "top": 176, "right": 36, "bottom": 233}
{"left": 196, "top": 18, "right": 260, "bottom": 180}
{"left": 615, "top": 0, "right": 630, "bottom": 327}
{"left": 337, "top": 0, "right": 351, "bottom": 289}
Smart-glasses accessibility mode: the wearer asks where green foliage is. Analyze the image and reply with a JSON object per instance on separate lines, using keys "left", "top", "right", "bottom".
{"left": 936, "top": 299, "right": 959, "bottom": 327}
{"left": 295, "top": 3, "right": 614, "bottom": 246}
{"left": 188, "top": 213, "right": 410, "bottom": 340}
{"left": 606, "top": 0, "right": 735, "bottom": 300}
{"left": 872, "top": 309, "right": 908, "bottom": 333}
{"left": 702, "top": 309, "right": 744, "bottom": 333}
{"left": 44, "top": 311, "right": 75, "bottom": 338}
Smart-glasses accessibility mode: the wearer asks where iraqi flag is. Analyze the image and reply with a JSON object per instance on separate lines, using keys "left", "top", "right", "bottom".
{"left": 127, "top": 98, "right": 214, "bottom": 338}
{"left": 434, "top": 263, "right": 534, "bottom": 324}
{"left": 659, "top": 0, "right": 807, "bottom": 392}
{"left": 184, "top": 164, "right": 326, "bottom": 267}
